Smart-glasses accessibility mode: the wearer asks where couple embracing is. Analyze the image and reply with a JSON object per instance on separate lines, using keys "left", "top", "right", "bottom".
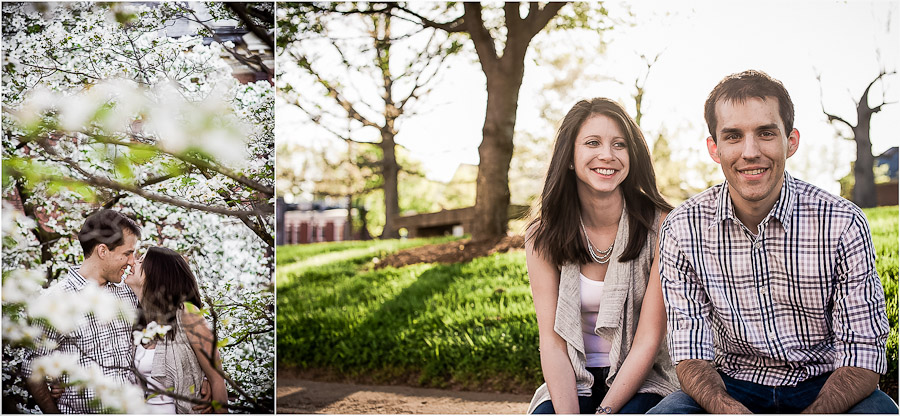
{"left": 526, "top": 70, "right": 897, "bottom": 414}
{"left": 24, "top": 209, "right": 228, "bottom": 413}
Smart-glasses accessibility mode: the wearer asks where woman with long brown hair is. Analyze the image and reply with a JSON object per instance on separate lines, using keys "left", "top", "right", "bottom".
{"left": 127, "top": 247, "right": 228, "bottom": 413}
{"left": 526, "top": 98, "right": 678, "bottom": 414}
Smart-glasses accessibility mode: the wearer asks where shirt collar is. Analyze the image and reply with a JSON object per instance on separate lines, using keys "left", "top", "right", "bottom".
{"left": 69, "top": 265, "right": 119, "bottom": 289}
{"left": 68, "top": 265, "right": 88, "bottom": 290}
{"left": 713, "top": 171, "right": 796, "bottom": 232}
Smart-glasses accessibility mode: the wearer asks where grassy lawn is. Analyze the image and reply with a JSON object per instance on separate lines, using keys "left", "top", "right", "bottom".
{"left": 277, "top": 206, "right": 898, "bottom": 398}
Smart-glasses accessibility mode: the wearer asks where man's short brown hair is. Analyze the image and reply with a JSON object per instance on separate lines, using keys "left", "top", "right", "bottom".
{"left": 78, "top": 210, "right": 141, "bottom": 257}
{"left": 704, "top": 70, "right": 794, "bottom": 142}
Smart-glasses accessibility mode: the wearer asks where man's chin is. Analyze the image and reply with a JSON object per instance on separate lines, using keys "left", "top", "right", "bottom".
{"left": 110, "top": 273, "right": 127, "bottom": 285}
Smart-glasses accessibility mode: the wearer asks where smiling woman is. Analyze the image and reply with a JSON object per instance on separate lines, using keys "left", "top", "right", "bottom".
{"left": 524, "top": 97, "right": 676, "bottom": 414}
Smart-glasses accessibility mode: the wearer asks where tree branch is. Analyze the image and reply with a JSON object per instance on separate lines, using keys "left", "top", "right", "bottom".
{"left": 225, "top": 3, "right": 274, "bottom": 50}
{"left": 101, "top": 171, "right": 185, "bottom": 209}
{"left": 197, "top": 167, "right": 274, "bottom": 247}
{"left": 463, "top": 3, "right": 499, "bottom": 70}
{"left": 33, "top": 139, "right": 272, "bottom": 218}
{"left": 182, "top": 7, "right": 272, "bottom": 77}
{"left": 524, "top": 2, "right": 566, "bottom": 39}
{"left": 96, "top": 136, "right": 274, "bottom": 196}
{"left": 816, "top": 69, "right": 857, "bottom": 130}
{"left": 390, "top": 4, "right": 468, "bottom": 33}
{"left": 293, "top": 50, "right": 381, "bottom": 129}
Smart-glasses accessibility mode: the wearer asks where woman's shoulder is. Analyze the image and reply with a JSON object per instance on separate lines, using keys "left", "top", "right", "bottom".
{"left": 648, "top": 207, "right": 670, "bottom": 232}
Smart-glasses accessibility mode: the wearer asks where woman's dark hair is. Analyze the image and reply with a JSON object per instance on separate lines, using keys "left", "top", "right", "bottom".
{"left": 527, "top": 97, "right": 672, "bottom": 266}
{"left": 134, "top": 247, "right": 204, "bottom": 341}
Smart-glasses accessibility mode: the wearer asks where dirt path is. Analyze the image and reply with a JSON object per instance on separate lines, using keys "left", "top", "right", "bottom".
{"left": 277, "top": 378, "right": 532, "bottom": 414}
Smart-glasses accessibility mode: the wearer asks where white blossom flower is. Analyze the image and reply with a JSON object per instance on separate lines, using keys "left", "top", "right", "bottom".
{"left": 29, "top": 352, "right": 80, "bottom": 381}
{"left": 133, "top": 321, "right": 172, "bottom": 345}
{"left": 2, "top": 269, "right": 45, "bottom": 304}
{"left": 25, "top": 290, "right": 83, "bottom": 334}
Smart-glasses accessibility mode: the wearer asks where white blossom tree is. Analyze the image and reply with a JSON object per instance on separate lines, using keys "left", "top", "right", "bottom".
{"left": 2, "top": 2, "right": 273, "bottom": 413}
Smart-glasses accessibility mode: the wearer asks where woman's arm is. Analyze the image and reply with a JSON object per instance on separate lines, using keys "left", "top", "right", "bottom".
{"left": 182, "top": 310, "right": 229, "bottom": 413}
{"left": 526, "top": 234, "right": 579, "bottom": 414}
{"left": 598, "top": 211, "right": 668, "bottom": 413}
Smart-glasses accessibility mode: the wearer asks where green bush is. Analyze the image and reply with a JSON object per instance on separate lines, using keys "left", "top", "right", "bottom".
{"left": 277, "top": 207, "right": 898, "bottom": 398}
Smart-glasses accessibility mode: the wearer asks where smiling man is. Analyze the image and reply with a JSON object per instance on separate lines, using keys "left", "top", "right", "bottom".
{"left": 23, "top": 209, "right": 141, "bottom": 413}
{"left": 648, "top": 70, "right": 897, "bottom": 414}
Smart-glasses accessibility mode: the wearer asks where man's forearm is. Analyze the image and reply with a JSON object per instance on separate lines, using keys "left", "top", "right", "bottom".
{"left": 802, "top": 366, "right": 880, "bottom": 413}
{"left": 676, "top": 359, "right": 752, "bottom": 414}
{"left": 25, "top": 376, "right": 61, "bottom": 414}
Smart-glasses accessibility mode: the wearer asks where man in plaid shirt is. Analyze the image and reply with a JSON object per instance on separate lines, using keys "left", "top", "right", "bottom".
{"left": 649, "top": 71, "right": 897, "bottom": 413}
{"left": 24, "top": 209, "right": 141, "bottom": 413}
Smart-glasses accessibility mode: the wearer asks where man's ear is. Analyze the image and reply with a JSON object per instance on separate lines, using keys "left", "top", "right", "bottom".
{"left": 706, "top": 136, "right": 721, "bottom": 164}
{"left": 786, "top": 128, "right": 800, "bottom": 158}
{"left": 96, "top": 244, "right": 109, "bottom": 259}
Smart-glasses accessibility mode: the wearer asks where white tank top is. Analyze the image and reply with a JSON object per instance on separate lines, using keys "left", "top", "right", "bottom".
{"left": 580, "top": 273, "right": 612, "bottom": 367}
{"left": 135, "top": 344, "right": 177, "bottom": 413}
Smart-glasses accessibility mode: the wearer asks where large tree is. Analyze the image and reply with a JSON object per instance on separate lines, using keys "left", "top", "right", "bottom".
{"left": 278, "top": 3, "right": 457, "bottom": 238}
{"left": 819, "top": 70, "right": 897, "bottom": 208}
{"left": 393, "top": 3, "right": 569, "bottom": 240}
{"left": 310, "top": 2, "right": 605, "bottom": 240}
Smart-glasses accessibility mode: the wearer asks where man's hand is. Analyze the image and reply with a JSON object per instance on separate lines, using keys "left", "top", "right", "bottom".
{"left": 49, "top": 380, "right": 64, "bottom": 402}
{"left": 192, "top": 378, "right": 213, "bottom": 413}
{"left": 25, "top": 376, "right": 61, "bottom": 414}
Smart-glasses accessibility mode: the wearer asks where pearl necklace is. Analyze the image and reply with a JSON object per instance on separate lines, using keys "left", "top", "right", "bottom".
{"left": 580, "top": 216, "right": 614, "bottom": 264}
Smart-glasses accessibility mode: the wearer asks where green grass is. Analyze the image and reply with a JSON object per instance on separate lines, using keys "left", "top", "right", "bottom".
{"left": 865, "top": 206, "right": 898, "bottom": 399}
{"left": 276, "top": 239, "right": 541, "bottom": 392}
{"left": 277, "top": 206, "right": 898, "bottom": 397}
{"left": 276, "top": 236, "right": 460, "bottom": 266}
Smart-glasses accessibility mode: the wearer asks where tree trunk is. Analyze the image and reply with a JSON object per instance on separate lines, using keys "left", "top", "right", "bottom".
{"left": 377, "top": 14, "right": 401, "bottom": 239}
{"left": 852, "top": 123, "right": 877, "bottom": 208}
{"left": 346, "top": 194, "right": 353, "bottom": 240}
{"left": 471, "top": 60, "right": 526, "bottom": 240}
{"left": 381, "top": 127, "right": 401, "bottom": 238}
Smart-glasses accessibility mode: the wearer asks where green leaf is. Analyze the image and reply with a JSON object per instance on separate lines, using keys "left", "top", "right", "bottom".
{"left": 114, "top": 155, "right": 134, "bottom": 181}
{"left": 129, "top": 147, "right": 156, "bottom": 164}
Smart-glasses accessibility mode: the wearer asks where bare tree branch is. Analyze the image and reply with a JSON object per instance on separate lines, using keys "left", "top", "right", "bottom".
{"left": 523, "top": 3, "right": 567, "bottom": 40}
{"left": 390, "top": 4, "right": 468, "bottom": 33}
{"left": 292, "top": 50, "right": 381, "bottom": 129}
{"left": 816, "top": 70, "right": 857, "bottom": 131}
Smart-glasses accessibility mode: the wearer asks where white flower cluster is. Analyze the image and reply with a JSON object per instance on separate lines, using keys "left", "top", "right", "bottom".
{"left": 132, "top": 321, "right": 172, "bottom": 346}
{"left": 26, "top": 282, "right": 136, "bottom": 334}
{"left": 30, "top": 352, "right": 149, "bottom": 414}
{"left": 1, "top": 269, "right": 43, "bottom": 304}
{"left": 14, "top": 80, "right": 250, "bottom": 169}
